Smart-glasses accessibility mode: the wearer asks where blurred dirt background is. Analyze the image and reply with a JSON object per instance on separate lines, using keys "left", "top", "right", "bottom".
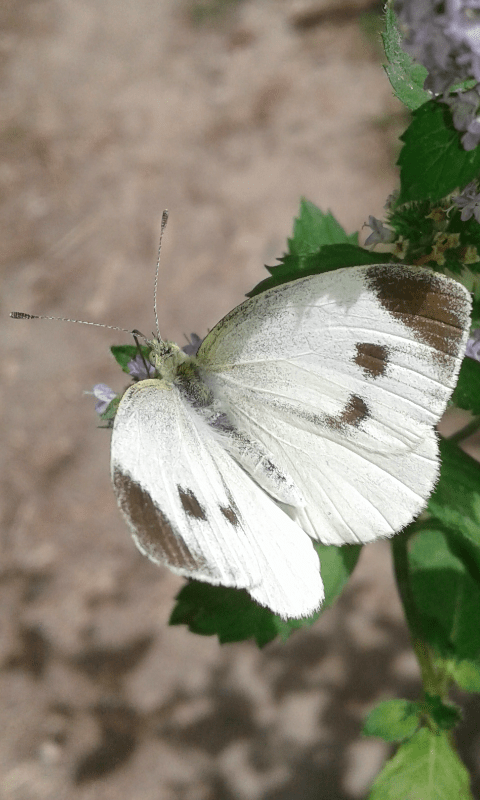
{"left": 2, "top": 1, "right": 480, "bottom": 798}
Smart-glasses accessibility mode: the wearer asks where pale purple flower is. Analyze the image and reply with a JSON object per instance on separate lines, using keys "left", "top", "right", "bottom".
{"left": 462, "top": 118, "right": 480, "bottom": 149}
{"left": 364, "top": 216, "right": 395, "bottom": 247}
{"left": 91, "top": 384, "right": 117, "bottom": 414}
{"left": 127, "top": 354, "right": 156, "bottom": 380}
{"left": 453, "top": 180, "right": 480, "bottom": 220}
{"left": 466, "top": 327, "right": 480, "bottom": 360}
{"left": 395, "top": 1, "right": 480, "bottom": 94}
{"left": 384, "top": 190, "right": 399, "bottom": 211}
{"left": 442, "top": 87, "right": 480, "bottom": 149}
{"left": 394, "top": 1, "right": 480, "bottom": 147}
{"left": 444, "top": 1, "right": 480, "bottom": 81}
{"left": 182, "top": 333, "right": 203, "bottom": 356}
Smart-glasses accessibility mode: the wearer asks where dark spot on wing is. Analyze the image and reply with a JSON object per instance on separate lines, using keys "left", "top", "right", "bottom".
{"left": 324, "top": 394, "right": 369, "bottom": 431}
{"left": 219, "top": 481, "right": 245, "bottom": 531}
{"left": 178, "top": 487, "right": 208, "bottom": 520}
{"left": 354, "top": 342, "right": 389, "bottom": 378}
{"left": 365, "top": 265, "right": 469, "bottom": 357}
{"left": 220, "top": 505, "right": 240, "bottom": 526}
{"left": 112, "top": 468, "right": 201, "bottom": 570}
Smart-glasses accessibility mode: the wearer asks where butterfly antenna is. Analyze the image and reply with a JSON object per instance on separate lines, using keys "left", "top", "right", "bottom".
{"left": 153, "top": 209, "right": 169, "bottom": 341}
{"left": 10, "top": 311, "right": 147, "bottom": 339}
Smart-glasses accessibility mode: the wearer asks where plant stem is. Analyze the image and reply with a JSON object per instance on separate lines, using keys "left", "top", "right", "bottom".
{"left": 391, "top": 530, "right": 444, "bottom": 697}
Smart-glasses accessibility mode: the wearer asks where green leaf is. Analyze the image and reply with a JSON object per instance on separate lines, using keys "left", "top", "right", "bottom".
{"left": 247, "top": 245, "right": 388, "bottom": 298}
{"left": 443, "top": 525, "right": 480, "bottom": 587}
{"left": 471, "top": 295, "right": 480, "bottom": 329}
{"left": 287, "top": 199, "right": 357, "bottom": 257}
{"left": 428, "top": 438, "right": 480, "bottom": 562}
{"left": 382, "top": 4, "right": 429, "bottom": 111}
{"left": 397, "top": 100, "right": 480, "bottom": 205}
{"left": 317, "top": 542, "right": 362, "bottom": 608}
{"left": 447, "top": 658, "right": 480, "bottom": 692}
{"left": 368, "top": 727, "right": 473, "bottom": 800}
{"left": 246, "top": 200, "right": 386, "bottom": 297}
{"left": 111, "top": 343, "right": 151, "bottom": 374}
{"left": 363, "top": 699, "right": 420, "bottom": 742}
{"left": 169, "top": 543, "right": 361, "bottom": 646}
{"left": 449, "top": 78, "right": 478, "bottom": 94}
{"left": 100, "top": 395, "right": 120, "bottom": 421}
{"left": 409, "top": 525, "right": 480, "bottom": 659}
{"left": 169, "top": 583, "right": 289, "bottom": 647}
{"left": 451, "top": 357, "right": 480, "bottom": 415}
{"left": 423, "top": 693, "right": 462, "bottom": 730}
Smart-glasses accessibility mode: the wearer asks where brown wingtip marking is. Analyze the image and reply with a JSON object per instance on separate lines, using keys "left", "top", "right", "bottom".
{"left": 113, "top": 468, "right": 201, "bottom": 570}
{"left": 365, "top": 265, "right": 469, "bottom": 356}
{"left": 324, "top": 394, "right": 369, "bottom": 431}
{"left": 354, "top": 342, "right": 389, "bottom": 378}
{"left": 178, "top": 487, "right": 207, "bottom": 520}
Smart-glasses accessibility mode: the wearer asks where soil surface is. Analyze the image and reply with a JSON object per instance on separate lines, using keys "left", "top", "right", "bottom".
{"left": 2, "top": 1, "right": 480, "bottom": 798}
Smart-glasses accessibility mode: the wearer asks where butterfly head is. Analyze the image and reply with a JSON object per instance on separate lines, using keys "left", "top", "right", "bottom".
{"left": 148, "top": 338, "right": 191, "bottom": 383}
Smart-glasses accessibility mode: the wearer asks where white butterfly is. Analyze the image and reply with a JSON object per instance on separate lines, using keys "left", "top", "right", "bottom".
{"left": 110, "top": 262, "right": 471, "bottom": 619}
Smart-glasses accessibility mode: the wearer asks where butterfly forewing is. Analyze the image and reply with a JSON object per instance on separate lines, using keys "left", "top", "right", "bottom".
{"left": 196, "top": 264, "right": 471, "bottom": 546}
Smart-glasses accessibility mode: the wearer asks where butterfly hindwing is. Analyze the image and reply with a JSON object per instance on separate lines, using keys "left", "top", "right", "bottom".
{"left": 111, "top": 379, "right": 324, "bottom": 618}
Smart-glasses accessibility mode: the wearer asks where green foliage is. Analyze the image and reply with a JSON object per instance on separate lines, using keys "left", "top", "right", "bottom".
{"left": 111, "top": 343, "right": 151, "bottom": 373}
{"left": 397, "top": 101, "right": 480, "bottom": 205}
{"left": 316, "top": 541, "right": 362, "bottom": 608}
{"left": 429, "top": 439, "right": 480, "bottom": 569}
{"left": 472, "top": 295, "right": 480, "bottom": 329}
{"left": 248, "top": 200, "right": 387, "bottom": 298}
{"left": 367, "top": 727, "right": 473, "bottom": 800}
{"left": 100, "top": 395, "right": 120, "bottom": 421}
{"left": 287, "top": 199, "right": 358, "bottom": 255}
{"left": 387, "top": 196, "right": 480, "bottom": 273}
{"left": 363, "top": 699, "right": 420, "bottom": 742}
{"left": 363, "top": 695, "right": 460, "bottom": 744}
{"left": 423, "top": 693, "right": 462, "bottom": 731}
{"left": 247, "top": 245, "right": 388, "bottom": 297}
{"left": 408, "top": 525, "right": 480, "bottom": 660}
{"left": 382, "top": 3, "right": 429, "bottom": 110}
{"left": 170, "top": 542, "right": 361, "bottom": 645}
{"left": 447, "top": 658, "right": 480, "bottom": 692}
{"left": 170, "top": 583, "right": 290, "bottom": 647}
{"left": 451, "top": 357, "right": 480, "bottom": 415}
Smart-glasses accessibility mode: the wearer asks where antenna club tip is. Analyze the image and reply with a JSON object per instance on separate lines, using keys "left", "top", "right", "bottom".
{"left": 10, "top": 312, "right": 38, "bottom": 320}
